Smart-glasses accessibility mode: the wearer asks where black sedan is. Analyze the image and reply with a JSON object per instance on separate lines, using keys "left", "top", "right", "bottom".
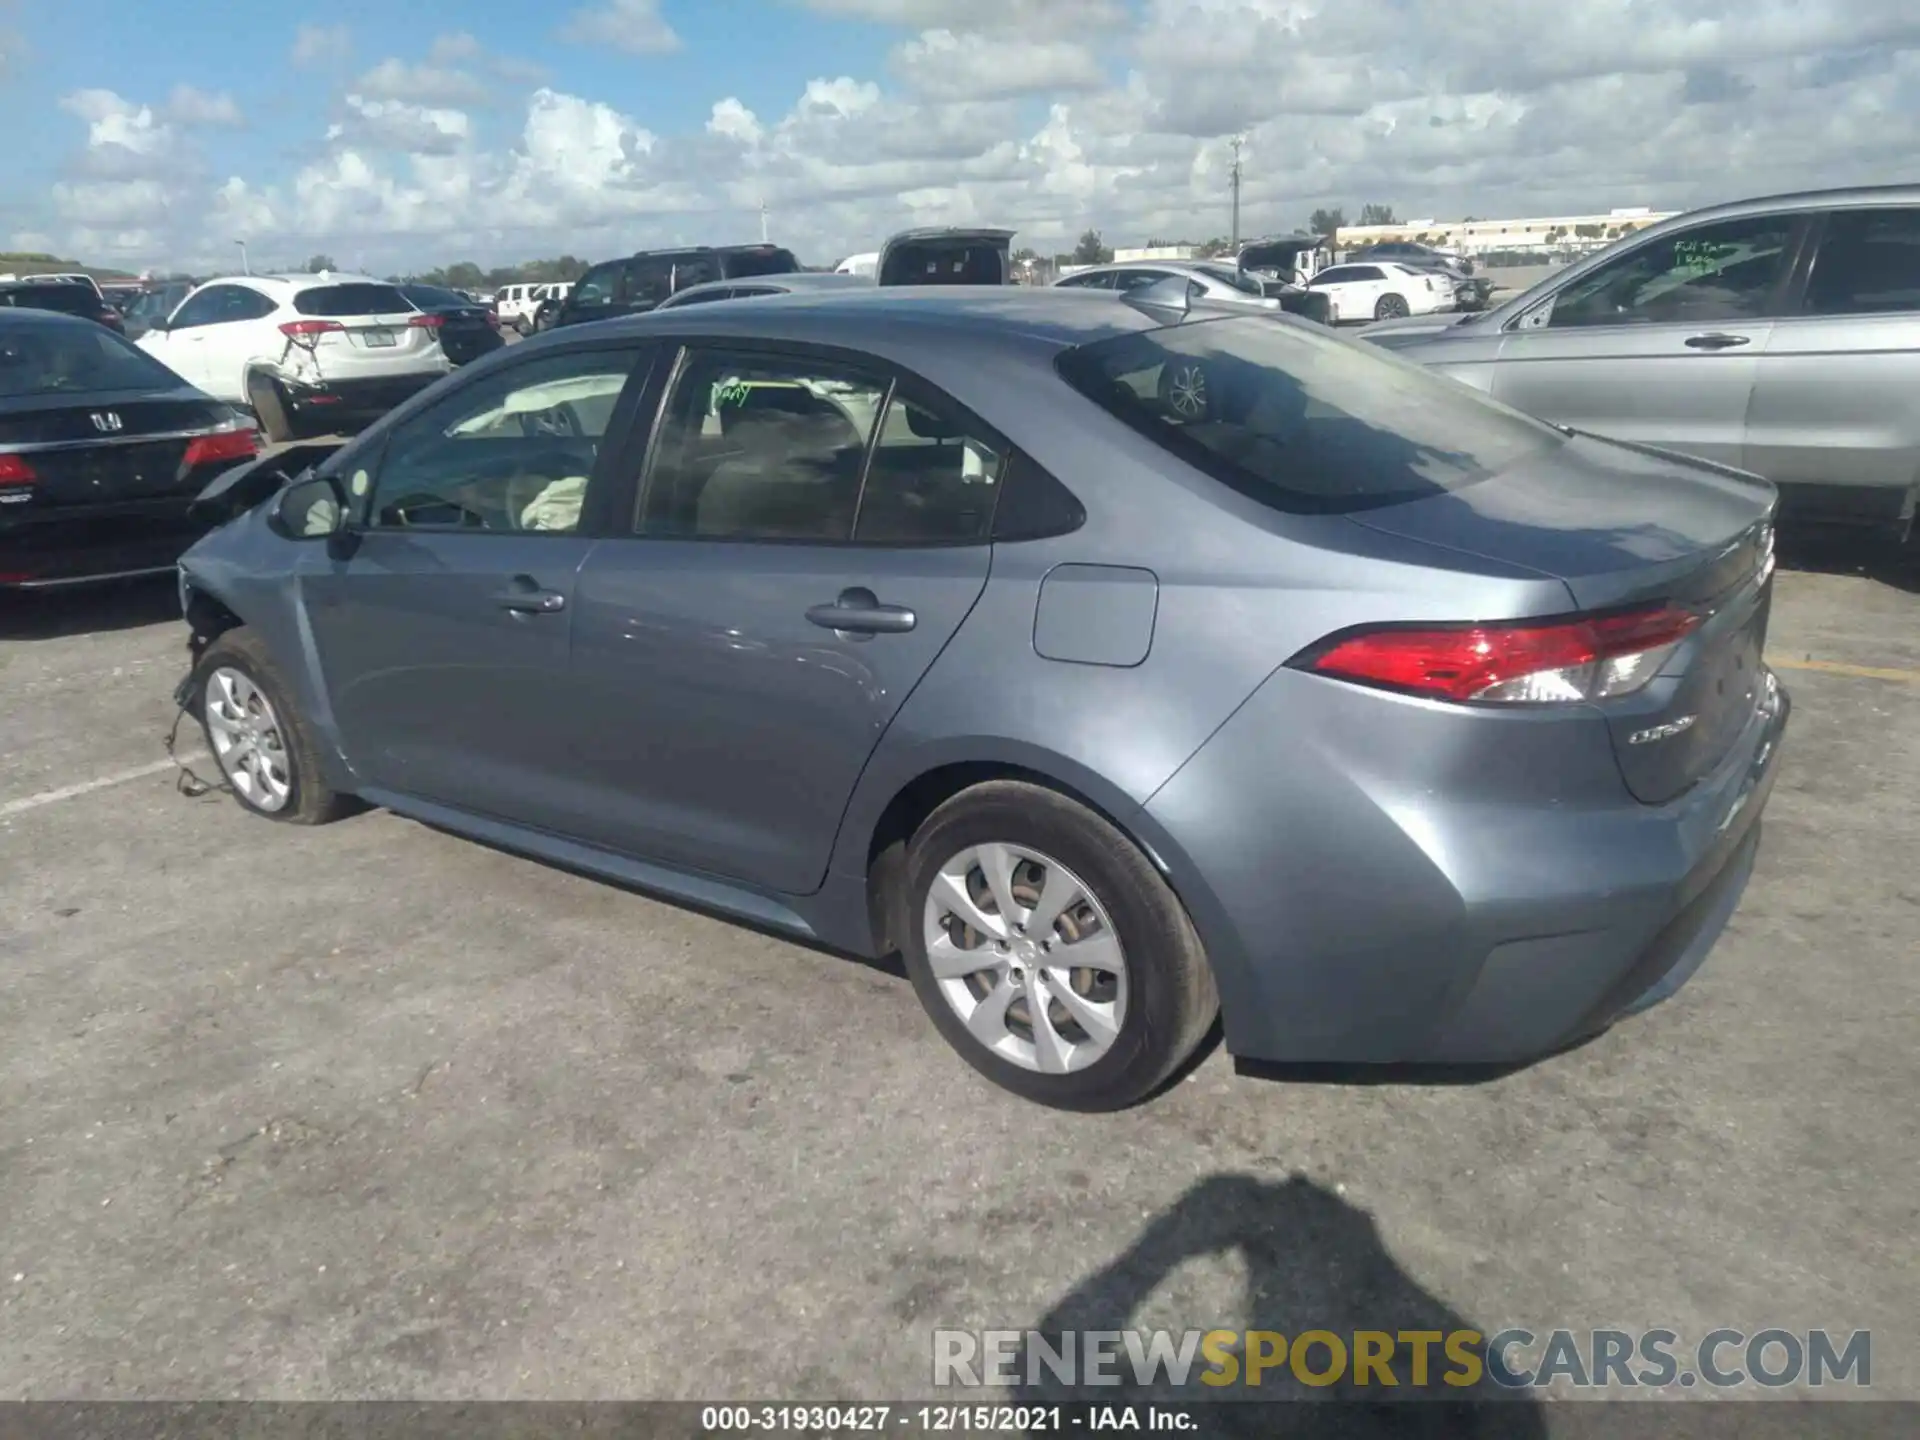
{"left": 0, "top": 308, "right": 260, "bottom": 589}
{"left": 398, "top": 283, "right": 504, "bottom": 366}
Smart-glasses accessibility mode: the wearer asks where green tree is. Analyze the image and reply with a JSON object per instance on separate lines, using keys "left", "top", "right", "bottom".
{"left": 305, "top": 253, "right": 338, "bottom": 273}
{"left": 1574, "top": 223, "right": 1604, "bottom": 239}
{"left": 1072, "top": 228, "right": 1112, "bottom": 266}
{"left": 1358, "top": 203, "right": 1397, "bottom": 227}
{"left": 1307, "top": 208, "right": 1346, "bottom": 237}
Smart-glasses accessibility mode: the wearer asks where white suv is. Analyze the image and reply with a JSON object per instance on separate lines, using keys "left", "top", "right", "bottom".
{"left": 136, "top": 274, "right": 452, "bottom": 441}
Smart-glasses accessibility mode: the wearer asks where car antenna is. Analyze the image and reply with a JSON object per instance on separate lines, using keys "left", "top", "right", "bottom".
{"left": 1121, "top": 274, "right": 1192, "bottom": 322}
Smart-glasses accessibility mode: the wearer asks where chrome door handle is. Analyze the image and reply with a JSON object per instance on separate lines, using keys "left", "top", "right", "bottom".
{"left": 1685, "top": 333, "right": 1751, "bottom": 350}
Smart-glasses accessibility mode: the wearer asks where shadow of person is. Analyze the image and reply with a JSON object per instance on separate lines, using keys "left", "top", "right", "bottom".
{"left": 1012, "top": 1174, "right": 1546, "bottom": 1438}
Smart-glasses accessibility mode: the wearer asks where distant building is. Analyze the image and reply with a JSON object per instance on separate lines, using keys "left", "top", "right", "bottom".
{"left": 1337, "top": 207, "right": 1677, "bottom": 257}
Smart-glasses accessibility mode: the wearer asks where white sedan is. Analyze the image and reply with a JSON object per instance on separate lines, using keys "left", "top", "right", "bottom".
{"left": 1307, "top": 261, "right": 1458, "bottom": 325}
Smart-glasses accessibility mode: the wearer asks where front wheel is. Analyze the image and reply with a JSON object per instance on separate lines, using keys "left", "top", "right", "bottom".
{"left": 901, "top": 781, "right": 1218, "bottom": 1110}
{"left": 194, "top": 628, "right": 353, "bottom": 825}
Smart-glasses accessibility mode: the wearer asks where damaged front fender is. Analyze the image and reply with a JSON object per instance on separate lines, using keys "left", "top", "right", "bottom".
{"left": 185, "top": 439, "right": 348, "bottom": 529}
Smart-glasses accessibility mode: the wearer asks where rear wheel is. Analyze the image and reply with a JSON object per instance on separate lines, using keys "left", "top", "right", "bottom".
{"left": 194, "top": 628, "right": 351, "bottom": 825}
{"left": 1374, "top": 293, "right": 1411, "bottom": 321}
{"left": 1156, "top": 358, "right": 1214, "bottom": 421}
{"left": 901, "top": 781, "right": 1218, "bottom": 1110}
{"left": 246, "top": 374, "right": 294, "bottom": 445}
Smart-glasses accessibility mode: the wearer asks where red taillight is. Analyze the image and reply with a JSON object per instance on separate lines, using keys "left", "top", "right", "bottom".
{"left": 1295, "top": 604, "right": 1703, "bottom": 705}
{"left": 408, "top": 313, "right": 444, "bottom": 329}
{"left": 279, "top": 319, "right": 344, "bottom": 338}
{"left": 0, "top": 454, "right": 38, "bottom": 485}
{"left": 484, "top": 311, "right": 500, "bottom": 329}
{"left": 181, "top": 427, "right": 260, "bottom": 469}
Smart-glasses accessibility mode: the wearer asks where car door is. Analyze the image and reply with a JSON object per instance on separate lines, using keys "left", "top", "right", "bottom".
{"left": 1487, "top": 212, "right": 1806, "bottom": 467}
{"left": 1742, "top": 204, "right": 1920, "bottom": 525}
{"left": 297, "top": 341, "right": 655, "bottom": 831}
{"left": 138, "top": 283, "right": 233, "bottom": 389}
{"left": 564, "top": 342, "right": 1001, "bottom": 895}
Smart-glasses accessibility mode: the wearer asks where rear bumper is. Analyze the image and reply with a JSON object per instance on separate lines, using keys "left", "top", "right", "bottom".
{"left": 282, "top": 370, "right": 446, "bottom": 432}
{"left": 1140, "top": 665, "right": 1790, "bottom": 1068}
{"left": 1773, "top": 480, "right": 1918, "bottom": 535}
{"left": 0, "top": 502, "right": 207, "bottom": 589}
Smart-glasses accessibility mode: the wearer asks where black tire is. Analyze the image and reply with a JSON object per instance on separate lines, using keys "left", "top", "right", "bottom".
{"left": 1156, "top": 357, "right": 1214, "bottom": 422}
{"left": 901, "top": 781, "right": 1218, "bottom": 1111}
{"left": 1374, "top": 293, "right": 1411, "bottom": 321}
{"left": 192, "top": 627, "right": 352, "bottom": 825}
{"left": 246, "top": 374, "right": 294, "bottom": 445}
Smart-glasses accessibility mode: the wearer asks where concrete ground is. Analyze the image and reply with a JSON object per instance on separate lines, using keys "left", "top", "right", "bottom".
{"left": 0, "top": 532, "right": 1915, "bottom": 1409}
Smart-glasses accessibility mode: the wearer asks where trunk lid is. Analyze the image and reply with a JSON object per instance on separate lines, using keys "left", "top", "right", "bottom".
{"left": 1352, "top": 432, "right": 1778, "bottom": 804}
{"left": 0, "top": 391, "right": 237, "bottom": 506}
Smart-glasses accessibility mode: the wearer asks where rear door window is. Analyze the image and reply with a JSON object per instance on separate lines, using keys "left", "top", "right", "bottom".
{"left": 1803, "top": 207, "right": 1920, "bottom": 315}
{"left": 637, "top": 348, "right": 887, "bottom": 540}
{"left": 854, "top": 392, "right": 1005, "bottom": 545}
{"left": 1055, "top": 314, "right": 1562, "bottom": 514}
{"left": 295, "top": 283, "right": 411, "bottom": 317}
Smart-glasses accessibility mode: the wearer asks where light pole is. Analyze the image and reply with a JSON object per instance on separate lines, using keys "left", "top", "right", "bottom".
{"left": 234, "top": 240, "right": 250, "bottom": 275}
{"left": 1228, "top": 136, "right": 1243, "bottom": 250}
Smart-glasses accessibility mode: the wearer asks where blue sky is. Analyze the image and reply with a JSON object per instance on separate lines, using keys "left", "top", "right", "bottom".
{"left": 7, "top": 0, "right": 1920, "bottom": 273}
{"left": 5, "top": 0, "right": 898, "bottom": 232}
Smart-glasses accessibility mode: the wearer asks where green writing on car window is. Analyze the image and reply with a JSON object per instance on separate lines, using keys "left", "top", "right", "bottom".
{"left": 1672, "top": 239, "right": 1735, "bottom": 278}
{"left": 713, "top": 379, "right": 753, "bottom": 409}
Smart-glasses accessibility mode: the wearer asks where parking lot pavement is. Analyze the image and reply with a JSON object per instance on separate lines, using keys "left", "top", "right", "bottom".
{"left": 2, "top": 547, "right": 1916, "bottom": 1402}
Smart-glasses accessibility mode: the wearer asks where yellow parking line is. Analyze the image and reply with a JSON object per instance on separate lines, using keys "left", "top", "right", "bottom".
{"left": 1770, "top": 656, "right": 1920, "bottom": 684}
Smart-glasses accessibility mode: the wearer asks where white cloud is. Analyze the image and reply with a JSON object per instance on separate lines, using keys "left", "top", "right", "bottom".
{"left": 354, "top": 57, "right": 493, "bottom": 108}
{"left": 328, "top": 96, "right": 473, "bottom": 156}
{"left": 290, "top": 23, "right": 351, "bottom": 68}
{"left": 559, "top": 0, "right": 682, "bottom": 55}
{"left": 428, "top": 31, "right": 485, "bottom": 64}
{"left": 891, "top": 29, "right": 1104, "bottom": 99}
{"left": 30, "top": 0, "right": 1920, "bottom": 275}
{"left": 795, "top": 0, "right": 1125, "bottom": 37}
{"left": 165, "top": 86, "right": 243, "bottom": 127}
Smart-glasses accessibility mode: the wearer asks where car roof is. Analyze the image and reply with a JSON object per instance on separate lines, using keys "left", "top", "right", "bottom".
{"left": 518, "top": 285, "right": 1166, "bottom": 384}
{"left": 198, "top": 272, "right": 396, "bottom": 292}
{"left": 671, "top": 272, "right": 871, "bottom": 300}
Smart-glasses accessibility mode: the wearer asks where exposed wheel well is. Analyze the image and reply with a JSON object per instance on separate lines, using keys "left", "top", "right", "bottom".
{"left": 183, "top": 587, "right": 246, "bottom": 661}
{"left": 861, "top": 761, "right": 1159, "bottom": 958}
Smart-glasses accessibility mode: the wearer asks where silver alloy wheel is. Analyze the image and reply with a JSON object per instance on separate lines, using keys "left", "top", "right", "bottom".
{"left": 203, "top": 666, "right": 293, "bottom": 813}
{"left": 1164, "top": 361, "right": 1209, "bottom": 420}
{"left": 922, "top": 842, "right": 1129, "bottom": 1074}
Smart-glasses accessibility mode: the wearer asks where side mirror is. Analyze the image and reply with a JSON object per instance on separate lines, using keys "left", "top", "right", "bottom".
{"left": 269, "top": 473, "right": 348, "bottom": 540}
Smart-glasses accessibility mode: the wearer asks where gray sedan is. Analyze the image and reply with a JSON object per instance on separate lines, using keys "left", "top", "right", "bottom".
{"left": 174, "top": 286, "right": 1788, "bottom": 1110}
{"left": 1057, "top": 259, "right": 1332, "bottom": 326}
{"left": 1364, "top": 184, "right": 1920, "bottom": 536}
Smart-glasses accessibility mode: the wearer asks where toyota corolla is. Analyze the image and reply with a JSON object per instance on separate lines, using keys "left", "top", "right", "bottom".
{"left": 172, "top": 285, "right": 1789, "bottom": 1110}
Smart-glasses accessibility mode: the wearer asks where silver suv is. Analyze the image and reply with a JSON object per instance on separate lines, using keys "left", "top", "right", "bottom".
{"left": 1365, "top": 185, "right": 1920, "bottom": 536}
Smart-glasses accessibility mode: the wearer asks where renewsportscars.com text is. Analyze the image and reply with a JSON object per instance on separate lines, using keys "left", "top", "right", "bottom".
{"left": 932, "top": 1327, "right": 1871, "bottom": 1392}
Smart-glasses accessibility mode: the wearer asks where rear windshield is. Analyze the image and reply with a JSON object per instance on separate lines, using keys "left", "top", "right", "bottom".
{"left": 720, "top": 247, "right": 798, "bottom": 279}
{"left": 401, "top": 284, "right": 467, "bottom": 308}
{"left": 1, "top": 285, "right": 99, "bottom": 317}
{"left": 1055, "top": 316, "right": 1562, "bottom": 514}
{"left": 0, "top": 319, "right": 180, "bottom": 398}
{"left": 293, "top": 283, "right": 411, "bottom": 317}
